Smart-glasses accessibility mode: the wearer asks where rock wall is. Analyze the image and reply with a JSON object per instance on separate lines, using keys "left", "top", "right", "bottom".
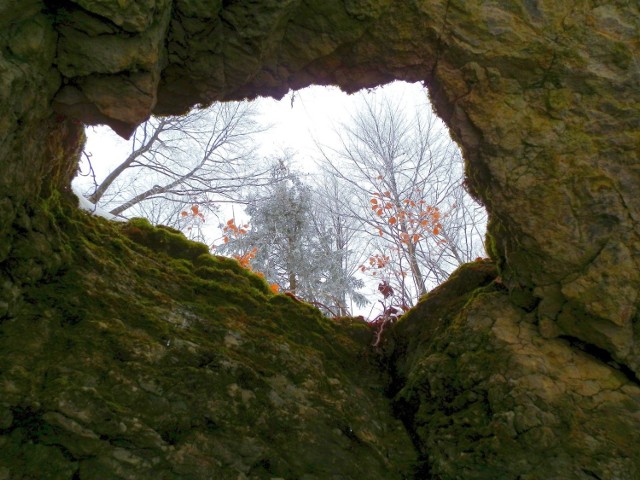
{"left": 1, "top": 1, "right": 639, "bottom": 478}
{"left": 0, "top": 216, "right": 415, "bottom": 478}
{"left": 384, "top": 260, "right": 640, "bottom": 479}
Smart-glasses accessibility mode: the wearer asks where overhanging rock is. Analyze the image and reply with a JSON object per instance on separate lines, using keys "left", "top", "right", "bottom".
{"left": 1, "top": 1, "right": 639, "bottom": 478}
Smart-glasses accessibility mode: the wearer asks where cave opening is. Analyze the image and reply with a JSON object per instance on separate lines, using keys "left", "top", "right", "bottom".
{"left": 74, "top": 81, "right": 487, "bottom": 318}
{"left": 2, "top": 2, "right": 640, "bottom": 478}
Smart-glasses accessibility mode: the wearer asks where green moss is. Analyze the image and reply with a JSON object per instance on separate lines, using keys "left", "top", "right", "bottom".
{"left": 610, "top": 41, "right": 633, "bottom": 70}
{"left": 484, "top": 215, "right": 506, "bottom": 272}
{"left": 396, "top": 259, "right": 498, "bottom": 329}
{"left": 1, "top": 205, "right": 416, "bottom": 478}
{"left": 383, "top": 259, "right": 498, "bottom": 377}
{"left": 0, "top": 435, "right": 78, "bottom": 479}
{"left": 120, "top": 217, "right": 210, "bottom": 263}
{"left": 373, "top": 260, "right": 504, "bottom": 473}
{"left": 193, "top": 254, "right": 271, "bottom": 295}
{"left": 117, "top": 218, "right": 275, "bottom": 298}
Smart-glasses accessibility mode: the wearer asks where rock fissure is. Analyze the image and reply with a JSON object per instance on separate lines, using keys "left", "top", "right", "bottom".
{"left": 428, "top": 0, "right": 452, "bottom": 79}
{"left": 2, "top": 1, "right": 640, "bottom": 478}
{"left": 559, "top": 335, "right": 640, "bottom": 388}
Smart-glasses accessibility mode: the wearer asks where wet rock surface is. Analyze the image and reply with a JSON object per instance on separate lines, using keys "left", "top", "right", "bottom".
{"left": 1, "top": 1, "right": 640, "bottom": 478}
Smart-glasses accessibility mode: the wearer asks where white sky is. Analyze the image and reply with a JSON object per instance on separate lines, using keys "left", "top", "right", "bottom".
{"left": 75, "top": 80, "right": 443, "bottom": 233}
{"left": 75, "top": 81, "right": 470, "bottom": 317}
{"left": 78, "top": 80, "right": 454, "bottom": 237}
{"left": 252, "top": 81, "right": 432, "bottom": 166}
{"left": 78, "top": 81, "right": 434, "bottom": 186}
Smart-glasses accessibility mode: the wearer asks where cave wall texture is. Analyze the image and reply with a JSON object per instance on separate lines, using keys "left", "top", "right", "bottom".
{"left": 1, "top": 1, "right": 639, "bottom": 479}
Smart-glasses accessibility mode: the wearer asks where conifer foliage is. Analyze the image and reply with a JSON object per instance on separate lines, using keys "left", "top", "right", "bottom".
{"left": 217, "top": 161, "right": 367, "bottom": 316}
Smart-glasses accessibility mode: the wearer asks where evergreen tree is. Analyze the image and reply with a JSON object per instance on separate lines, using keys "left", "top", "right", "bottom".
{"left": 220, "top": 161, "right": 366, "bottom": 316}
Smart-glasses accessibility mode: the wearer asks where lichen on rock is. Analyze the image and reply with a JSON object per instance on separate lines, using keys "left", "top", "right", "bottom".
{"left": 383, "top": 260, "right": 640, "bottom": 478}
{"left": 0, "top": 209, "right": 415, "bottom": 478}
{"left": 2, "top": 0, "right": 640, "bottom": 478}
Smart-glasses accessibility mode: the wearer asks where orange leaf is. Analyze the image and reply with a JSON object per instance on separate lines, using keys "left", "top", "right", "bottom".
{"left": 180, "top": 211, "right": 188, "bottom": 217}
{"left": 433, "top": 226, "right": 440, "bottom": 235}
{"left": 370, "top": 198, "right": 378, "bottom": 205}
{"left": 383, "top": 191, "right": 391, "bottom": 198}
{"left": 191, "top": 205, "right": 199, "bottom": 215}
{"left": 412, "top": 234, "right": 421, "bottom": 243}
{"left": 388, "top": 216, "right": 397, "bottom": 225}
{"left": 270, "top": 283, "right": 280, "bottom": 293}
{"left": 376, "top": 208, "right": 384, "bottom": 216}
{"left": 223, "top": 236, "right": 229, "bottom": 243}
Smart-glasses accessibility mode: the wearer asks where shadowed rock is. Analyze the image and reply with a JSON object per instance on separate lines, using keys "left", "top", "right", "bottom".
{"left": 1, "top": 1, "right": 639, "bottom": 478}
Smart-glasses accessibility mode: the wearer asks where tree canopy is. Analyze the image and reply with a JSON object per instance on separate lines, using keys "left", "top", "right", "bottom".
{"left": 79, "top": 84, "right": 486, "bottom": 317}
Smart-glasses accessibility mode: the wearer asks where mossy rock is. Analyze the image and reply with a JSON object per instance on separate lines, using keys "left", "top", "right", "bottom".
{"left": 0, "top": 205, "right": 416, "bottom": 479}
{"left": 383, "top": 259, "right": 499, "bottom": 360}
{"left": 120, "top": 217, "right": 210, "bottom": 263}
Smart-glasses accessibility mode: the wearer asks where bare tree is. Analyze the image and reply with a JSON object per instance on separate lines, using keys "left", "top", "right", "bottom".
{"left": 309, "top": 172, "right": 369, "bottom": 315}
{"left": 319, "top": 90, "right": 486, "bottom": 308}
{"left": 83, "top": 101, "right": 272, "bottom": 230}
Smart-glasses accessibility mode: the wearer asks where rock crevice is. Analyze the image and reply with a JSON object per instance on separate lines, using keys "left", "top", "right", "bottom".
{"left": 1, "top": 1, "right": 640, "bottom": 477}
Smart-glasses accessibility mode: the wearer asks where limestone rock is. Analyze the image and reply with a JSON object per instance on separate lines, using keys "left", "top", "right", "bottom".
{"left": 0, "top": 216, "right": 415, "bottom": 478}
{"left": 386, "top": 262, "right": 640, "bottom": 478}
{"left": 1, "top": 0, "right": 640, "bottom": 477}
